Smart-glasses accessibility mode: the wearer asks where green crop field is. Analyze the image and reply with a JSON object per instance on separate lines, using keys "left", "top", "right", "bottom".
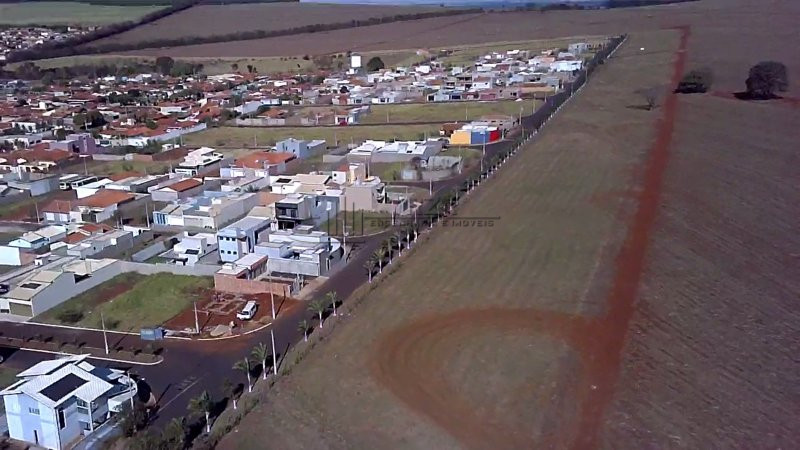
{"left": 0, "top": 2, "right": 164, "bottom": 26}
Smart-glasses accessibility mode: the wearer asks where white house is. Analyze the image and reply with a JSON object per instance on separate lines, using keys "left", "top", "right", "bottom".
{"left": 0, "top": 355, "right": 137, "bottom": 450}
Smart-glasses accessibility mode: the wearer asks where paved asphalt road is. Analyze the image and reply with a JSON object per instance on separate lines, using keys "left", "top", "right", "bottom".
{"left": 0, "top": 94, "right": 558, "bottom": 435}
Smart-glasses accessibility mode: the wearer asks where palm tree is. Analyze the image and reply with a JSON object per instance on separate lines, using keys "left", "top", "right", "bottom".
{"left": 233, "top": 358, "right": 252, "bottom": 393}
{"left": 308, "top": 298, "right": 327, "bottom": 328}
{"left": 384, "top": 239, "right": 394, "bottom": 265}
{"left": 251, "top": 342, "right": 270, "bottom": 380}
{"left": 405, "top": 226, "right": 412, "bottom": 249}
{"left": 326, "top": 291, "right": 338, "bottom": 317}
{"left": 393, "top": 231, "right": 405, "bottom": 255}
{"left": 163, "top": 416, "right": 186, "bottom": 449}
{"left": 371, "top": 248, "right": 384, "bottom": 274}
{"left": 187, "top": 390, "right": 213, "bottom": 434}
{"left": 297, "top": 319, "right": 310, "bottom": 342}
{"left": 363, "top": 259, "right": 375, "bottom": 283}
{"left": 223, "top": 378, "right": 240, "bottom": 410}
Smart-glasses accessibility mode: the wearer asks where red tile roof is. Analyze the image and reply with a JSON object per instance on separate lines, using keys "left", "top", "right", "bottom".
{"left": 165, "top": 178, "right": 202, "bottom": 192}
{"left": 235, "top": 152, "right": 295, "bottom": 169}
{"left": 77, "top": 190, "right": 135, "bottom": 208}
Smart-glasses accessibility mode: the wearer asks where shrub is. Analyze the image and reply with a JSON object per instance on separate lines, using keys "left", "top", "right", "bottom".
{"left": 57, "top": 309, "right": 84, "bottom": 324}
{"left": 676, "top": 68, "right": 714, "bottom": 93}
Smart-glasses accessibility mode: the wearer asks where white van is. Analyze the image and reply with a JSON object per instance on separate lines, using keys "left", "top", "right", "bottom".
{"left": 236, "top": 301, "right": 258, "bottom": 320}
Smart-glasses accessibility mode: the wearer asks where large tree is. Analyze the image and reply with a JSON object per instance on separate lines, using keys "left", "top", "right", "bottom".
{"left": 366, "top": 56, "right": 385, "bottom": 72}
{"left": 745, "top": 61, "right": 789, "bottom": 99}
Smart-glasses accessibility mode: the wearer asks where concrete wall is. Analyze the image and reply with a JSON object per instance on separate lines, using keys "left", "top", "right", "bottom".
{"left": 118, "top": 261, "right": 219, "bottom": 277}
{"left": 213, "top": 275, "right": 292, "bottom": 296}
{"left": 131, "top": 240, "right": 171, "bottom": 263}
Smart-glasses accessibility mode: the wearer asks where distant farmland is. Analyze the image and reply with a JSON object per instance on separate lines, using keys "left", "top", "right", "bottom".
{"left": 0, "top": 2, "right": 163, "bottom": 26}
{"left": 86, "top": 3, "right": 449, "bottom": 48}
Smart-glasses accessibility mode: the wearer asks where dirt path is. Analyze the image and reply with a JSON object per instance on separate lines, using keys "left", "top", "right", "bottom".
{"left": 369, "top": 26, "right": 691, "bottom": 449}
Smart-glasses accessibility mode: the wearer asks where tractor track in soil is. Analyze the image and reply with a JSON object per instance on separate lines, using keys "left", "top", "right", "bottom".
{"left": 369, "top": 26, "right": 691, "bottom": 449}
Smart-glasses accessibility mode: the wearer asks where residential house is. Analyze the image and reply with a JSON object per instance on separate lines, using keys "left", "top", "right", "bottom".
{"left": 216, "top": 215, "right": 271, "bottom": 263}
{"left": 275, "top": 138, "right": 326, "bottom": 160}
{"left": 174, "top": 147, "right": 228, "bottom": 177}
{"left": 0, "top": 355, "right": 137, "bottom": 450}
{"left": 161, "top": 232, "right": 217, "bottom": 266}
{"left": 152, "top": 191, "right": 259, "bottom": 230}
{"left": 253, "top": 225, "right": 339, "bottom": 277}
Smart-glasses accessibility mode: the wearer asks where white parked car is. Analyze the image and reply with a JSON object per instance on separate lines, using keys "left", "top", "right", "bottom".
{"left": 236, "top": 301, "right": 258, "bottom": 320}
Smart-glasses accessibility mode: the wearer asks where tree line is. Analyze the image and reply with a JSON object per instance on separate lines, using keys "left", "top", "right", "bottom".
{"left": 4, "top": 0, "right": 200, "bottom": 63}
{"left": 5, "top": 8, "right": 479, "bottom": 63}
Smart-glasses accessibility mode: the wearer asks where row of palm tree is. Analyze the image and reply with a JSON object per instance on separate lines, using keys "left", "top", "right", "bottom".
{"left": 306, "top": 290, "right": 338, "bottom": 329}
{"left": 362, "top": 227, "right": 419, "bottom": 282}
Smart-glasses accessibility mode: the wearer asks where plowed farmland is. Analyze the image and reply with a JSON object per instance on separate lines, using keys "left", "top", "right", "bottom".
{"left": 215, "top": 0, "right": 800, "bottom": 448}
{"left": 88, "top": 3, "right": 446, "bottom": 48}
{"left": 217, "top": 28, "right": 678, "bottom": 449}
{"left": 118, "top": 0, "right": 799, "bottom": 98}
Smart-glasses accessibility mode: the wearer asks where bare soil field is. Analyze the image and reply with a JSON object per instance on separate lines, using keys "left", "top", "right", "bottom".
{"left": 217, "top": 28, "right": 676, "bottom": 450}
{"left": 214, "top": 1, "right": 800, "bottom": 448}
{"left": 88, "top": 3, "right": 445, "bottom": 48}
{"left": 121, "top": 0, "right": 799, "bottom": 97}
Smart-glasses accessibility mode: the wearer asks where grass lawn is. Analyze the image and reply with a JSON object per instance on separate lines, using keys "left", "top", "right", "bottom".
{"left": 0, "top": 367, "right": 20, "bottom": 413}
{"left": 319, "top": 210, "right": 391, "bottom": 237}
{"left": 184, "top": 124, "right": 441, "bottom": 149}
{"left": 360, "top": 100, "right": 539, "bottom": 124}
{"left": 84, "top": 159, "right": 169, "bottom": 176}
{"left": 35, "top": 273, "right": 213, "bottom": 332}
{"left": 216, "top": 30, "right": 676, "bottom": 449}
{"left": 0, "top": 2, "right": 164, "bottom": 26}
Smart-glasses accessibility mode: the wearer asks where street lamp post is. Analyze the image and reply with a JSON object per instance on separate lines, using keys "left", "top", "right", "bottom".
{"left": 100, "top": 312, "right": 109, "bottom": 355}
{"left": 270, "top": 328, "right": 277, "bottom": 376}
{"left": 270, "top": 271, "right": 276, "bottom": 320}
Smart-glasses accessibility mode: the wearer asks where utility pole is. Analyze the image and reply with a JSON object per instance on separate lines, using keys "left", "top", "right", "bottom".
{"left": 101, "top": 312, "right": 109, "bottom": 355}
{"left": 429, "top": 178, "right": 432, "bottom": 196}
{"left": 194, "top": 302, "right": 200, "bottom": 334}
{"left": 270, "top": 328, "right": 277, "bottom": 376}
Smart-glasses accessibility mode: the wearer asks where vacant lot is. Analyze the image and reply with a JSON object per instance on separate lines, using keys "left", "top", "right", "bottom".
{"left": 184, "top": 124, "right": 441, "bottom": 149}
{"left": 360, "top": 100, "right": 539, "bottom": 124}
{"left": 35, "top": 273, "right": 213, "bottom": 332}
{"left": 217, "top": 29, "right": 676, "bottom": 449}
{"left": 89, "top": 3, "right": 445, "bottom": 48}
{"left": 0, "top": 2, "right": 163, "bottom": 26}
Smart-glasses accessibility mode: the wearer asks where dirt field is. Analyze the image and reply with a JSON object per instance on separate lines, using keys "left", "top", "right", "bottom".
{"left": 217, "top": 28, "right": 677, "bottom": 449}
{"left": 0, "top": 2, "right": 162, "bottom": 26}
{"left": 88, "top": 3, "right": 445, "bottom": 48}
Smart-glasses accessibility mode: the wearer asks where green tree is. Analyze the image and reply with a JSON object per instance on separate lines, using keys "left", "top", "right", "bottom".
{"left": 223, "top": 378, "right": 241, "bottom": 410}
{"left": 371, "top": 248, "right": 384, "bottom": 274}
{"left": 162, "top": 417, "right": 186, "bottom": 449}
{"left": 297, "top": 319, "right": 310, "bottom": 342}
{"left": 308, "top": 299, "right": 327, "bottom": 328}
{"left": 187, "top": 390, "right": 213, "bottom": 434}
{"left": 155, "top": 56, "right": 175, "bottom": 76}
{"left": 363, "top": 259, "right": 375, "bottom": 283}
{"left": 251, "top": 342, "right": 270, "bottom": 381}
{"left": 746, "top": 61, "right": 789, "bottom": 99}
{"left": 366, "top": 56, "right": 385, "bottom": 72}
{"left": 233, "top": 358, "right": 253, "bottom": 393}
{"left": 325, "top": 291, "right": 339, "bottom": 317}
